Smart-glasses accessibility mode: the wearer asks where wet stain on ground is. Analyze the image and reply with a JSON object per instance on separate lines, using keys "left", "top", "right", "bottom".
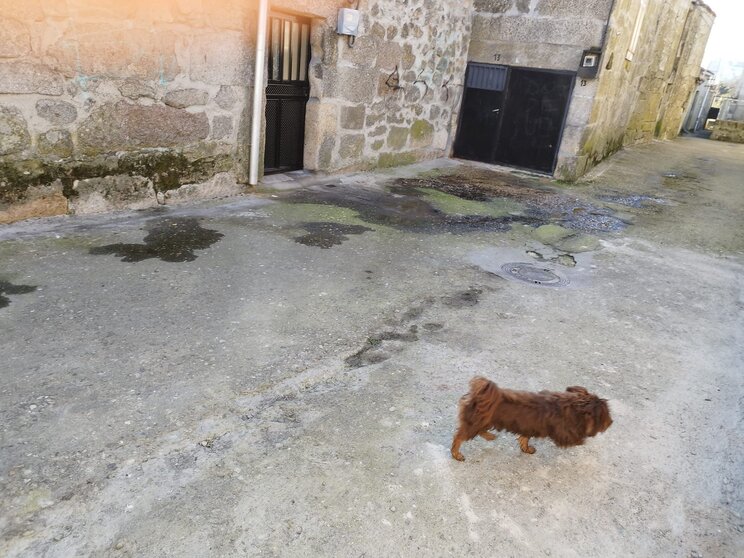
{"left": 527, "top": 250, "right": 577, "bottom": 267}
{"left": 0, "top": 280, "right": 37, "bottom": 309}
{"left": 345, "top": 325, "right": 420, "bottom": 368}
{"left": 282, "top": 167, "right": 626, "bottom": 235}
{"left": 441, "top": 287, "right": 482, "bottom": 308}
{"left": 284, "top": 182, "right": 543, "bottom": 233}
{"left": 294, "top": 222, "right": 373, "bottom": 249}
{"left": 345, "top": 285, "right": 494, "bottom": 368}
{"left": 89, "top": 217, "right": 223, "bottom": 263}
{"left": 598, "top": 194, "right": 669, "bottom": 208}
{"left": 395, "top": 169, "right": 627, "bottom": 233}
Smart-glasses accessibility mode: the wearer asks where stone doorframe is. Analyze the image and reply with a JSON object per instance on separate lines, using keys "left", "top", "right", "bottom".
{"left": 253, "top": 11, "right": 326, "bottom": 178}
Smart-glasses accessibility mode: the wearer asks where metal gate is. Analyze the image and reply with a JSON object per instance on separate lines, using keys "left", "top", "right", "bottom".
{"left": 264, "top": 13, "right": 311, "bottom": 175}
{"left": 454, "top": 63, "right": 574, "bottom": 174}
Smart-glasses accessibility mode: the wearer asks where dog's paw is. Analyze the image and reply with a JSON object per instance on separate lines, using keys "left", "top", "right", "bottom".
{"left": 451, "top": 451, "right": 465, "bottom": 462}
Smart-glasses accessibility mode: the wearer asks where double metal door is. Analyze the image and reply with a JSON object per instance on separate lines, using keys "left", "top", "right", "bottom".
{"left": 264, "top": 14, "right": 311, "bottom": 175}
{"left": 454, "top": 63, "right": 575, "bottom": 174}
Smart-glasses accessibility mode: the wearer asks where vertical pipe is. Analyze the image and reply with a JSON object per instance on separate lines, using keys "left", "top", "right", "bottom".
{"left": 249, "top": 0, "right": 269, "bottom": 186}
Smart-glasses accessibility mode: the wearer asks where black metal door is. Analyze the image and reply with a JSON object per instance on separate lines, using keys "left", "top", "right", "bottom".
{"left": 454, "top": 64, "right": 574, "bottom": 174}
{"left": 453, "top": 64, "right": 506, "bottom": 162}
{"left": 264, "top": 14, "right": 311, "bottom": 175}
{"left": 494, "top": 68, "right": 574, "bottom": 173}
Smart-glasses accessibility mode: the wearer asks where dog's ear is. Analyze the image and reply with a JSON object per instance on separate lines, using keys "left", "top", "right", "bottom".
{"left": 566, "top": 386, "right": 588, "bottom": 394}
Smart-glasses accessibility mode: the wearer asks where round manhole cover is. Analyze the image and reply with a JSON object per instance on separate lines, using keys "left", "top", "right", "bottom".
{"left": 500, "top": 262, "right": 569, "bottom": 287}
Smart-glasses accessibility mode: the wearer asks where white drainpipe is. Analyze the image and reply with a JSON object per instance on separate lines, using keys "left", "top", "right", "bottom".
{"left": 249, "top": 0, "right": 269, "bottom": 186}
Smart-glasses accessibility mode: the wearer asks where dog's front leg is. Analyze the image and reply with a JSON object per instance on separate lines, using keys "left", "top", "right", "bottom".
{"left": 479, "top": 431, "right": 496, "bottom": 441}
{"left": 518, "top": 435, "right": 536, "bottom": 454}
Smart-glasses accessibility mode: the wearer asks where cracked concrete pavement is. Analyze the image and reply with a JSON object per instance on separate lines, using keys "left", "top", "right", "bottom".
{"left": 1, "top": 137, "right": 743, "bottom": 557}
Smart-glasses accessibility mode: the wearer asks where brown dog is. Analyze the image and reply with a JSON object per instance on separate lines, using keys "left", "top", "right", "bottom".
{"left": 451, "top": 376, "right": 612, "bottom": 460}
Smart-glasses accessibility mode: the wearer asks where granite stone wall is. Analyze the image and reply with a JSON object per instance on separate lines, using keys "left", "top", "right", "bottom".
{"left": 292, "top": 0, "right": 473, "bottom": 172}
{"left": 0, "top": 0, "right": 473, "bottom": 223}
{"left": 468, "top": 0, "right": 615, "bottom": 176}
{"left": 468, "top": 0, "right": 714, "bottom": 181}
{"left": 710, "top": 120, "right": 744, "bottom": 144}
{"left": 0, "top": 0, "right": 714, "bottom": 223}
{"left": 0, "top": 0, "right": 257, "bottom": 223}
{"left": 561, "top": 0, "right": 715, "bottom": 179}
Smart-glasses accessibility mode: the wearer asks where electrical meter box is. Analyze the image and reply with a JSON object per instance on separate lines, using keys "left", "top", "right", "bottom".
{"left": 578, "top": 48, "right": 602, "bottom": 79}
{"left": 337, "top": 8, "right": 360, "bottom": 36}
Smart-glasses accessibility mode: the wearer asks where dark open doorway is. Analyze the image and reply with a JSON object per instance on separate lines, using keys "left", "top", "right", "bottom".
{"left": 264, "top": 13, "right": 312, "bottom": 175}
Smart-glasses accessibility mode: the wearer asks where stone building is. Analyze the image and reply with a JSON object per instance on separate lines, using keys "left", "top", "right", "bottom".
{"left": 0, "top": 0, "right": 713, "bottom": 223}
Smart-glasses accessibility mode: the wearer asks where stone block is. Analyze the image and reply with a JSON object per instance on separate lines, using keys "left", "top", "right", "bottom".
{"left": 410, "top": 119, "right": 434, "bottom": 148}
{"left": 472, "top": 14, "right": 605, "bottom": 48}
{"left": 402, "top": 44, "right": 416, "bottom": 70}
{"left": 215, "top": 86, "right": 238, "bottom": 110}
{"left": 211, "top": 115, "right": 233, "bottom": 139}
{"left": 0, "top": 106, "right": 30, "bottom": 156}
{"left": 338, "top": 134, "right": 365, "bottom": 159}
{"left": 49, "top": 25, "right": 179, "bottom": 81}
{"left": 70, "top": 175, "right": 158, "bottom": 214}
{"left": 337, "top": 67, "right": 378, "bottom": 104}
{"left": 467, "top": 39, "right": 583, "bottom": 71}
{"left": 164, "top": 173, "right": 243, "bottom": 204}
{"left": 164, "top": 88, "right": 209, "bottom": 108}
{"left": 564, "top": 94, "right": 595, "bottom": 128}
{"left": 536, "top": 0, "right": 614, "bottom": 20}
{"left": 36, "top": 100, "right": 78, "bottom": 125}
{"left": 118, "top": 80, "right": 156, "bottom": 100}
{"left": 378, "top": 151, "right": 417, "bottom": 168}
{"left": 376, "top": 41, "right": 403, "bottom": 71}
{"left": 0, "top": 61, "right": 65, "bottom": 95}
{"left": 64, "top": 0, "right": 138, "bottom": 19}
{"left": 37, "top": 130, "right": 74, "bottom": 158}
{"left": 78, "top": 101, "right": 209, "bottom": 154}
{"left": 318, "top": 136, "right": 335, "bottom": 169}
{"left": 189, "top": 32, "right": 250, "bottom": 85}
{"left": 473, "top": 0, "right": 512, "bottom": 14}
{"left": 339, "top": 105, "right": 366, "bottom": 130}
{"left": 0, "top": 1, "right": 44, "bottom": 22}
{"left": 387, "top": 126, "right": 409, "bottom": 150}
{"left": 339, "top": 34, "right": 380, "bottom": 67}
{"left": 0, "top": 182, "right": 68, "bottom": 225}
{"left": 0, "top": 17, "right": 31, "bottom": 57}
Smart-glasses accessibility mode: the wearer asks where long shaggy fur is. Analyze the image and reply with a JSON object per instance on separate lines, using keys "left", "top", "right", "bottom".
{"left": 451, "top": 376, "right": 612, "bottom": 460}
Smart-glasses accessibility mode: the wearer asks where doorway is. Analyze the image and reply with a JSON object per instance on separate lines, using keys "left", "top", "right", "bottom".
{"left": 454, "top": 63, "right": 575, "bottom": 174}
{"left": 264, "top": 13, "right": 312, "bottom": 175}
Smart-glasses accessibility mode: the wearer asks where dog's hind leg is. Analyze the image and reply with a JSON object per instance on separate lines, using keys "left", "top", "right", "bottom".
{"left": 518, "top": 435, "right": 536, "bottom": 454}
{"left": 451, "top": 430, "right": 467, "bottom": 461}
{"left": 479, "top": 431, "right": 496, "bottom": 441}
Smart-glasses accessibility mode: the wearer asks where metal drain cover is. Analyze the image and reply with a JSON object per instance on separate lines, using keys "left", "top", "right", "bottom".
{"left": 500, "top": 262, "right": 569, "bottom": 287}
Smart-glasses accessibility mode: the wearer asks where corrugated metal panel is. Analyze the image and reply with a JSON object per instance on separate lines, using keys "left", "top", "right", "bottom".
{"left": 466, "top": 63, "right": 507, "bottom": 91}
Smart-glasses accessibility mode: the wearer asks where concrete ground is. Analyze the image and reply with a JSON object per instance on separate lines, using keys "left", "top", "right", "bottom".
{"left": 1, "top": 137, "right": 742, "bottom": 557}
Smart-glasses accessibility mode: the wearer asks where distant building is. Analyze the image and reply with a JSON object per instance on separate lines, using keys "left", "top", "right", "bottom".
{"left": 683, "top": 68, "right": 717, "bottom": 133}
{"left": 0, "top": 0, "right": 715, "bottom": 223}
